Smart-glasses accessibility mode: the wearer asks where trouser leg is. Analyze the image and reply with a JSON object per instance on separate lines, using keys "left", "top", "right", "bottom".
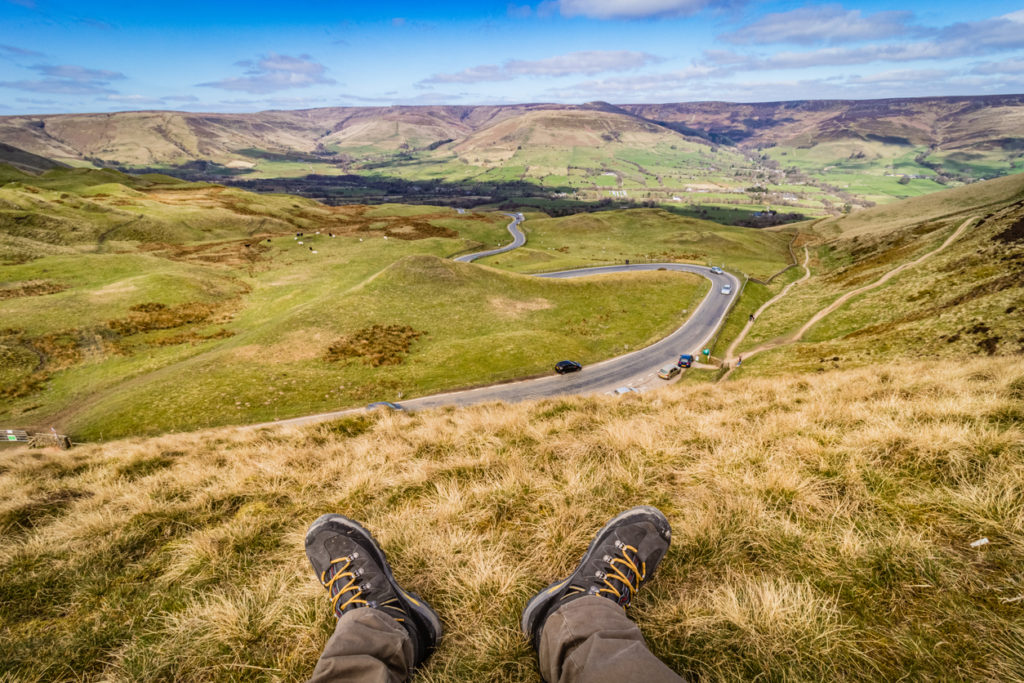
{"left": 538, "top": 595, "right": 685, "bottom": 683}
{"left": 308, "top": 607, "right": 414, "bottom": 683}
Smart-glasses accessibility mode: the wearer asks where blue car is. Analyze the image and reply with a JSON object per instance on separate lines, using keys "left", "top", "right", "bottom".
{"left": 366, "top": 401, "right": 405, "bottom": 411}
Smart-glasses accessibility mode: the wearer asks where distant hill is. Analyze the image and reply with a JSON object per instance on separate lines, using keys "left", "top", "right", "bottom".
{"left": 2, "top": 96, "right": 1021, "bottom": 166}
{"left": 0, "top": 142, "right": 69, "bottom": 174}
{"left": 2, "top": 96, "right": 1022, "bottom": 216}
{"left": 621, "top": 95, "right": 1024, "bottom": 150}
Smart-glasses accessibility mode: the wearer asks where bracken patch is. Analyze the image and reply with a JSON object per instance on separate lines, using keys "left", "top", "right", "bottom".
{"left": 0, "top": 280, "right": 68, "bottom": 300}
{"left": 324, "top": 324, "right": 426, "bottom": 366}
{"left": 107, "top": 302, "right": 217, "bottom": 336}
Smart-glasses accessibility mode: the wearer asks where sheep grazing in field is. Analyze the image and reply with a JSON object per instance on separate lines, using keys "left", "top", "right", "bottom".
{"left": 298, "top": 241, "right": 304, "bottom": 245}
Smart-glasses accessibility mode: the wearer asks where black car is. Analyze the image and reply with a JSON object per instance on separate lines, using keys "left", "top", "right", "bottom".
{"left": 554, "top": 360, "right": 582, "bottom": 374}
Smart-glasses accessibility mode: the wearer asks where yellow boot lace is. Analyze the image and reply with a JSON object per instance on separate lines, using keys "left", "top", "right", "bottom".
{"left": 596, "top": 541, "right": 646, "bottom": 606}
{"left": 321, "top": 555, "right": 407, "bottom": 622}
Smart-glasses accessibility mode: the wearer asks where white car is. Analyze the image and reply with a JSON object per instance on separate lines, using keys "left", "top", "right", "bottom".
{"left": 710, "top": 266, "right": 723, "bottom": 274}
{"left": 721, "top": 284, "right": 732, "bottom": 295}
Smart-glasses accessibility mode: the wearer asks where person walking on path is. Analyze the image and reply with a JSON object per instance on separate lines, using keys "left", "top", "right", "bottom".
{"left": 305, "top": 506, "right": 683, "bottom": 682}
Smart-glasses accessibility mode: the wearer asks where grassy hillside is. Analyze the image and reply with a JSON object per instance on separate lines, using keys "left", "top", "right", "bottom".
{"left": 0, "top": 143, "right": 70, "bottom": 175}
{"left": 715, "top": 173, "right": 1024, "bottom": 377}
{"left": 1, "top": 356, "right": 1021, "bottom": 681}
{"left": 1, "top": 168, "right": 715, "bottom": 439}
{"left": 5, "top": 97, "right": 1023, "bottom": 218}
{"left": 625, "top": 96, "right": 1024, "bottom": 184}
{"left": 479, "top": 208, "right": 794, "bottom": 278}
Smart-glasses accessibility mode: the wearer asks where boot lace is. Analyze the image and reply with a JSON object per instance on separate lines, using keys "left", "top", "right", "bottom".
{"left": 597, "top": 541, "right": 645, "bottom": 607}
{"left": 561, "top": 540, "right": 646, "bottom": 608}
{"left": 321, "top": 554, "right": 407, "bottom": 622}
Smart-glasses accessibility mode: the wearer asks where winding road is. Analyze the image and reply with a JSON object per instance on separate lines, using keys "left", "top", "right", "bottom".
{"left": 257, "top": 214, "right": 739, "bottom": 428}
{"left": 454, "top": 213, "right": 525, "bottom": 262}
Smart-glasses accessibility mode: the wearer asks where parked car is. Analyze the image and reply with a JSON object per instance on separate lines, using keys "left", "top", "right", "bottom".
{"left": 678, "top": 354, "right": 694, "bottom": 368}
{"left": 555, "top": 360, "right": 582, "bottom": 374}
{"left": 710, "top": 266, "right": 723, "bottom": 274}
{"left": 366, "top": 401, "right": 405, "bottom": 411}
{"left": 721, "top": 283, "right": 732, "bottom": 295}
{"left": 658, "top": 364, "right": 681, "bottom": 380}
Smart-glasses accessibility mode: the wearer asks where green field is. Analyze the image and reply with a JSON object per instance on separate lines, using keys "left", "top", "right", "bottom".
{"left": 1, "top": 166, "right": 711, "bottom": 439}
{"left": 478, "top": 208, "right": 795, "bottom": 279}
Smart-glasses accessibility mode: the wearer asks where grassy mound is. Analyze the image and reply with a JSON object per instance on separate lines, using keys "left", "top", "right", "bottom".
{"left": 1, "top": 356, "right": 1021, "bottom": 680}
{"left": 482, "top": 208, "right": 795, "bottom": 278}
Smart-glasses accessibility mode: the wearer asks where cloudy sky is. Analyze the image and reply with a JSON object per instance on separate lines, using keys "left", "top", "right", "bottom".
{"left": 1, "top": 0, "right": 1023, "bottom": 114}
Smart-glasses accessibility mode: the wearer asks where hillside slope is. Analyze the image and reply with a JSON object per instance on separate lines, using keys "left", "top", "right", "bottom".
{"left": 722, "top": 173, "right": 1024, "bottom": 376}
{"left": 622, "top": 95, "right": 1024, "bottom": 151}
{"left": 1, "top": 356, "right": 1021, "bottom": 681}
{"left": 5, "top": 97, "right": 1023, "bottom": 215}
{"left": 2, "top": 172, "right": 724, "bottom": 439}
{"left": 0, "top": 143, "right": 69, "bottom": 174}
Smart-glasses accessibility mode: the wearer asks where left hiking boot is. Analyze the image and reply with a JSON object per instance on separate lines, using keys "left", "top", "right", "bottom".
{"left": 520, "top": 506, "right": 671, "bottom": 650}
{"left": 305, "top": 513, "right": 442, "bottom": 668}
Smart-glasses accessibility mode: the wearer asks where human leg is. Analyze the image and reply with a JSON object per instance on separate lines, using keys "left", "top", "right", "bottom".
{"left": 305, "top": 514, "right": 442, "bottom": 683}
{"left": 521, "top": 506, "right": 684, "bottom": 683}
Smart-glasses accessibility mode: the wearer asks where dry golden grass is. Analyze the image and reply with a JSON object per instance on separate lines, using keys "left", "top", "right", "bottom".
{"left": 1, "top": 356, "right": 1022, "bottom": 681}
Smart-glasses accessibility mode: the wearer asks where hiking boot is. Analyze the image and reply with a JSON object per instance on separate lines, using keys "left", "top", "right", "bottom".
{"left": 305, "top": 513, "right": 442, "bottom": 667}
{"left": 520, "top": 506, "right": 671, "bottom": 649}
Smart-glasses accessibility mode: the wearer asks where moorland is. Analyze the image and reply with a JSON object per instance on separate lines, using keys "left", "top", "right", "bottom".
{"left": 3, "top": 95, "right": 1023, "bottom": 220}
{"left": 1, "top": 97, "right": 1023, "bottom": 682}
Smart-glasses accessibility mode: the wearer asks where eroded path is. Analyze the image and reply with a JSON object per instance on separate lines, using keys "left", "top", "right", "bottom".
{"left": 724, "top": 246, "right": 810, "bottom": 361}
{"left": 719, "top": 216, "right": 976, "bottom": 380}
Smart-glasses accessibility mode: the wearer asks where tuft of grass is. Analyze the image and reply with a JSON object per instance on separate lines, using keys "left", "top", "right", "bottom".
{"left": 1, "top": 356, "right": 1022, "bottom": 681}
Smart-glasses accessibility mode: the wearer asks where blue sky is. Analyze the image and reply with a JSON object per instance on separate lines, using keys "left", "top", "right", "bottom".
{"left": 1, "top": 0, "right": 1023, "bottom": 114}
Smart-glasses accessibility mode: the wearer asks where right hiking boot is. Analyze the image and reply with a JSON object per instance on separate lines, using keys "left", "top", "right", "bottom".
{"left": 520, "top": 505, "right": 672, "bottom": 649}
{"left": 305, "top": 513, "right": 443, "bottom": 668}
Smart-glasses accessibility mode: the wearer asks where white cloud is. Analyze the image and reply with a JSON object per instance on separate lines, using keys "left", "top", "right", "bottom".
{"left": 550, "top": 65, "right": 716, "bottom": 97}
{"left": 98, "top": 94, "right": 166, "bottom": 105}
{"left": 507, "top": 3, "right": 533, "bottom": 18}
{"left": 722, "top": 5, "right": 919, "bottom": 45}
{"left": 423, "top": 65, "right": 509, "bottom": 85}
{"left": 702, "top": 9, "right": 1024, "bottom": 77}
{"left": 32, "top": 64, "right": 124, "bottom": 81}
{"left": 557, "top": 0, "right": 732, "bottom": 19}
{"left": 970, "top": 58, "right": 1024, "bottom": 75}
{"left": 0, "top": 62, "right": 125, "bottom": 95}
{"left": 0, "top": 43, "right": 44, "bottom": 57}
{"left": 199, "top": 53, "right": 336, "bottom": 94}
{"left": 845, "top": 68, "right": 954, "bottom": 85}
{"left": 421, "top": 50, "right": 661, "bottom": 85}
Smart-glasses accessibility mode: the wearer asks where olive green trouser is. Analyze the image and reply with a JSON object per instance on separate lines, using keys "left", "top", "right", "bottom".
{"left": 308, "top": 595, "right": 685, "bottom": 683}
